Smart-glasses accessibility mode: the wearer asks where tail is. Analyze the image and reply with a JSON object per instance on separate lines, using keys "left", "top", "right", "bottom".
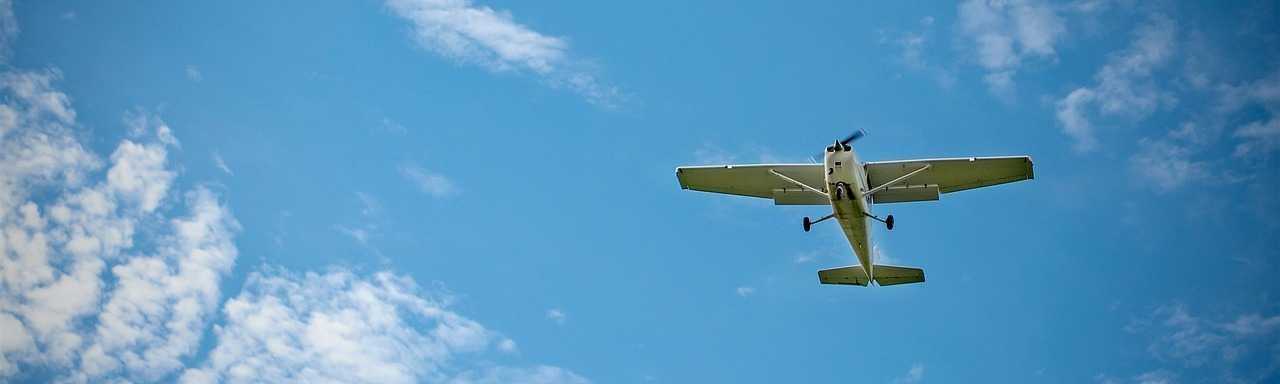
{"left": 818, "top": 264, "right": 925, "bottom": 287}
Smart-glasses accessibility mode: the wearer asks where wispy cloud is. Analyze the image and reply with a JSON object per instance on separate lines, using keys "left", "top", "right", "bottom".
{"left": 384, "top": 0, "right": 622, "bottom": 107}
{"left": 1055, "top": 15, "right": 1177, "bottom": 152}
{"left": 881, "top": 16, "right": 955, "bottom": 88}
{"left": 379, "top": 117, "right": 408, "bottom": 135}
{"left": 399, "top": 163, "right": 459, "bottom": 197}
{"left": 735, "top": 286, "right": 755, "bottom": 297}
{"left": 1128, "top": 129, "right": 1209, "bottom": 192}
{"left": 212, "top": 151, "right": 232, "bottom": 175}
{"left": 957, "top": 0, "right": 1065, "bottom": 98}
{"left": 185, "top": 65, "right": 202, "bottom": 82}
{"left": 893, "top": 363, "right": 925, "bottom": 384}
{"left": 0, "top": 0, "right": 16, "bottom": 63}
{"left": 545, "top": 308, "right": 567, "bottom": 325}
{"left": 1120, "top": 302, "right": 1280, "bottom": 381}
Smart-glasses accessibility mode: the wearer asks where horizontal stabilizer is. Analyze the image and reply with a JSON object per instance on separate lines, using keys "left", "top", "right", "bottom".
{"left": 817, "top": 265, "right": 869, "bottom": 286}
{"left": 871, "top": 264, "right": 925, "bottom": 286}
{"left": 817, "top": 264, "right": 925, "bottom": 287}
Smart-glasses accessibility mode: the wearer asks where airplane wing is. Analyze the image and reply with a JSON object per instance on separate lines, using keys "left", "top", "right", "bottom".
{"left": 864, "top": 156, "right": 1033, "bottom": 204}
{"left": 675, "top": 164, "right": 828, "bottom": 205}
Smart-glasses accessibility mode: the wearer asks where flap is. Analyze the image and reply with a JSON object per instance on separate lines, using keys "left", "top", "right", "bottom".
{"left": 871, "top": 184, "right": 940, "bottom": 204}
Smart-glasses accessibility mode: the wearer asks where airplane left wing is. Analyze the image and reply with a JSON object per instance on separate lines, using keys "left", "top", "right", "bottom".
{"left": 676, "top": 164, "right": 827, "bottom": 205}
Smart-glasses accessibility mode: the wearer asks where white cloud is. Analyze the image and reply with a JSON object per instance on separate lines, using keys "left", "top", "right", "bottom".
{"left": 545, "top": 308, "right": 567, "bottom": 325}
{"left": 76, "top": 187, "right": 240, "bottom": 381}
{"left": 385, "top": 0, "right": 621, "bottom": 107}
{"left": 957, "top": 0, "right": 1065, "bottom": 97}
{"left": 185, "top": 65, "right": 202, "bottom": 82}
{"left": 735, "top": 286, "right": 755, "bottom": 297}
{"left": 400, "top": 163, "right": 459, "bottom": 197}
{"left": 0, "top": 64, "right": 237, "bottom": 382}
{"left": 893, "top": 363, "right": 924, "bottom": 384}
{"left": 181, "top": 269, "right": 539, "bottom": 384}
{"left": 212, "top": 151, "right": 233, "bottom": 175}
{"left": 1054, "top": 16, "right": 1177, "bottom": 151}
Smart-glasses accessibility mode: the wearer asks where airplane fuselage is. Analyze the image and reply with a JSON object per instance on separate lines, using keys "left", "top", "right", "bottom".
{"left": 823, "top": 145, "right": 874, "bottom": 280}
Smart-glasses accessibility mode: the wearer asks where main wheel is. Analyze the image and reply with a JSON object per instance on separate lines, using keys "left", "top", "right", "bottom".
{"left": 803, "top": 217, "right": 812, "bottom": 232}
{"left": 886, "top": 215, "right": 895, "bottom": 231}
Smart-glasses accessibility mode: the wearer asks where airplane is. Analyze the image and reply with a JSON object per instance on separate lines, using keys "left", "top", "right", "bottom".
{"left": 675, "top": 131, "right": 1034, "bottom": 287}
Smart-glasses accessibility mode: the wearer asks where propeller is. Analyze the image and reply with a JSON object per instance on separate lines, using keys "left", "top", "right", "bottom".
{"left": 840, "top": 129, "right": 866, "bottom": 145}
{"left": 824, "top": 129, "right": 866, "bottom": 155}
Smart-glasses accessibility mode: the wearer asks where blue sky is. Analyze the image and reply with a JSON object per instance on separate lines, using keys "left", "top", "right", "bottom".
{"left": 1, "top": 0, "right": 1278, "bottom": 383}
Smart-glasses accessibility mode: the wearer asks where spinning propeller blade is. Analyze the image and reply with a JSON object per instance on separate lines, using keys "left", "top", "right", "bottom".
{"left": 840, "top": 129, "right": 866, "bottom": 145}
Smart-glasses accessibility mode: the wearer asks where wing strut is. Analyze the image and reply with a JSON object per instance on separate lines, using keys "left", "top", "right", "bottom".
{"left": 865, "top": 164, "right": 931, "bottom": 196}
{"left": 768, "top": 169, "right": 827, "bottom": 197}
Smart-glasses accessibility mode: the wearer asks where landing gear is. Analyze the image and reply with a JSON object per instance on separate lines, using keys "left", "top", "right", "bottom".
{"left": 803, "top": 213, "right": 835, "bottom": 232}
{"left": 863, "top": 212, "right": 895, "bottom": 230}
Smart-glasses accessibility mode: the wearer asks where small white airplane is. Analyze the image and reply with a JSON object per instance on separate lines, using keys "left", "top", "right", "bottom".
{"left": 676, "top": 131, "right": 1033, "bottom": 287}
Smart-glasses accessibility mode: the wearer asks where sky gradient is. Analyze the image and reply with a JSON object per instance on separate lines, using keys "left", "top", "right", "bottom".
{"left": 1, "top": 1, "right": 1278, "bottom": 383}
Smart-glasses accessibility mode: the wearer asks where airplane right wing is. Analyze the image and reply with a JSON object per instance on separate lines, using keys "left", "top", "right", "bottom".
{"left": 864, "top": 156, "right": 1033, "bottom": 204}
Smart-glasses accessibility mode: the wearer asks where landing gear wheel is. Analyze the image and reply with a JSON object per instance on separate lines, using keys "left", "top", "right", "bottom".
{"left": 803, "top": 217, "right": 812, "bottom": 232}
{"left": 886, "top": 215, "right": 895, "bottom": 231}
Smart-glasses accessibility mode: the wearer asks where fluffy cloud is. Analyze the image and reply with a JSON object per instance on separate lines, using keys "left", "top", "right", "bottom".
{"left": 0, "top": 63, "right": 233, "bottom": 382}
{"left": 957, "top": 0, "right": 1065, "bottom": 97}
{"left": 1055, "top": 15, "right": 1176, "bottom": 151}
{"left": 181, "top": 269, "right": 531, "bottom": 384}
{"left": 384, "top": 0, "right": 621, "bottom": 107}
{"left": 0, "top": 63, "right": 579, "bottom": 384}
{"left": 0, "top": 63, "right": 583, "bottom": 384}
